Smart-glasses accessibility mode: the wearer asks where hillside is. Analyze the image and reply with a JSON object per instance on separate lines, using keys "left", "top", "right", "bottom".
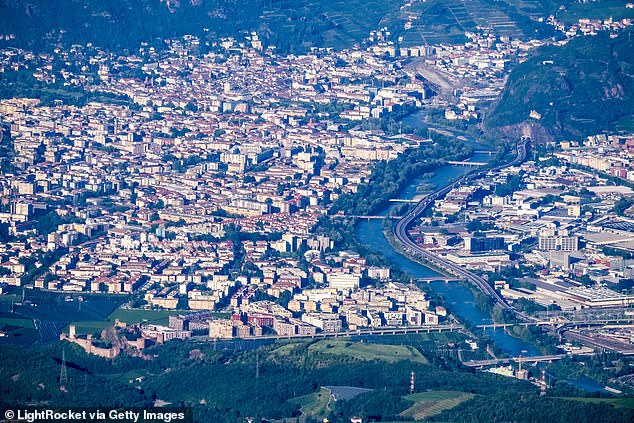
{"left": 0, "top": 0, "right": 403, "bottom": 53}
{"left": 0, "top": 0, "right": 582, "bottom": 54}
{"left": 484, "top": 29, "right": 634, "bottom": 142}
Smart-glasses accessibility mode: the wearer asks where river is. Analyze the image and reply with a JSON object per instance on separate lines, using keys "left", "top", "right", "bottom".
{"left": 355, "top": 118, "right": 541, "bottom": 357}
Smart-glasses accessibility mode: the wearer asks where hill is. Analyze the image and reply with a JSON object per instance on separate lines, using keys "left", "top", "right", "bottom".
{"left": 484, "top": 29, "right": 634, "bottom": 142}
{"left": 0, "top": 0, "right": 403, "bottom": 54}
{"left": 0, "top": 0, "right": 583, "bottom": 54}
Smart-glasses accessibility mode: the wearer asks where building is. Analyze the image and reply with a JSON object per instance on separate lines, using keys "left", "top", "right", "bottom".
{"left": 328, "top": 273, "right": 361, "bottom": 290}
{"left": 464, "top": 236, "right": 505, "bottom": 252}
{"left": 538, "top": 235, "right": 579, "bottom": 251}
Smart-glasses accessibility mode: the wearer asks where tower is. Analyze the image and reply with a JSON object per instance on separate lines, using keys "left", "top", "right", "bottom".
{"left": 516, "top": 355, "right": 528, "bottom": 380}
{"left": 59, "top": 350, "right": 68, "bottom": 385}
{"left": 540, "top": 369, "right": 547, "bottom": 396}
{"left": 410, "top": 370, "right": 415, "bottom": 394}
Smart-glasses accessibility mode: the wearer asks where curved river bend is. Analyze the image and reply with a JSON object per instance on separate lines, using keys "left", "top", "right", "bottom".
{"left": 355, "top": 146, "right": 540, "bottom": 356}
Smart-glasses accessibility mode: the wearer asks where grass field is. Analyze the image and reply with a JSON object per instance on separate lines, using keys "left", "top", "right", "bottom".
{"left": 65, "top": 309, "right": 185, "bottom": 335}
{"left": 556, "top": 0, "right": 634, "bottom": 24}
{"left": 400, "top": 390, "right": 476, "bottom": 420}
{"left": 108, "top": 309, "right": 182, "bottom": 325}
{"left": 270, "top": 341, "right": 307, "bottom": 356}
{"left": 0, "top": 327, "right": 38, "bottom": 346}
{"left": 554, "top": 397, "right": 634, "bottom": 409}
{"left": 307, "top": 340, "right": 428, "bottom": 364}
{"left": 289, "top": 387, "right": 333, "bottom": 418}
{"left": 0, "top": 317, "right": 35, "bottom": 328}
{"left": 0, "top": 294, "right": 20, "bottom": 303}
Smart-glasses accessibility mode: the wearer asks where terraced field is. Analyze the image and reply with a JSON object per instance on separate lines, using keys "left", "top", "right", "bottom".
{"left": 400, "top": 390, "right": 476, "bottom": 420}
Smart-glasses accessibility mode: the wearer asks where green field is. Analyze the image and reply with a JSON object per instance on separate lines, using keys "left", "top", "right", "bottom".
{"left": 556, "top": 0, "right": 634, "bottom": 24}
{"left": 289, "top": 387, "right": 334, "bottom": 418}
{"left": 400, "top": 390, "right": 476, "bottom": 420}
{"left": 270, "top": 341, "right": 307, "bottom": 356}
{"left": 108, "top": 309, "right": 182, "bottom": 325}
{"left": 0, "top": 317, "right": 34, "bottom": 328}
{"left": 307, "top": 340, "right": 428, "bottom": 364}
{"left": 554, "top": 397, "right": 634, "bottom": 409}
{"left": 0, "top": 327, "right": 38, "bottom": 346}
{"left": 0, "top": 294, "right": 20, "bottom": 303}
{"left": 65, "top": 309, "right": 185, "bottom": 335}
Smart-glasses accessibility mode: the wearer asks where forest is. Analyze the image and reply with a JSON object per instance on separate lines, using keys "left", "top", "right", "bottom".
{"left": 485, "top": 28, "right": 634, "bottom": 141}
{"left": 0, "top": 0, "right": 402, "bottom": 54}
{"left": 2, "top": 336, "right": 634, "bottom": 423}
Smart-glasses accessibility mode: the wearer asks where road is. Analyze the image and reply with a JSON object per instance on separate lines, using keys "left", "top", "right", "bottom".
{"left": 196, "top": 323, "right": 464, "bottom": 342}
{"left": 561, "top": 329, "right": 634, "bottom": 355}
{"left": 393, "top": 138, "right": 531, "bottom": 318}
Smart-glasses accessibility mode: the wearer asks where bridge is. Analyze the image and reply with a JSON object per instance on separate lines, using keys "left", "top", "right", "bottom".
{"left": 353, "top": 215, "right": 402, "bottom": 220}
{"left": 389, "top": 199, "right": 420, "bottom": 203}
{"left": 447, "top": 160, "right": 487, "bottom": 167}
{"left": 196, "top": 324, "right": 464, "bottom": 342}
{"left": 330, "top": 215, "right": 402, "bottom": 220}
{"left": 416, "top": 277, "right": 462, "bottom": 283}
{"left": 462, "top": 354, "right": 570, "bottom": 368}
{"left": 477, "top": 318, "right": 634, "bottom": 330}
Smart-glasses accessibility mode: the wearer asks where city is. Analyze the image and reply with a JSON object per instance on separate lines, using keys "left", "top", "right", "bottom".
{"left": 1, "top": 1, "right": 634, "bottom": 422}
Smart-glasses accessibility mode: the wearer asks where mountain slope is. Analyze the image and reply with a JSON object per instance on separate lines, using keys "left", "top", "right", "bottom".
{"left": 484, "top": 29, "right": 634, "bottom": 141}
{"left": 0, "top": 0, "right": 403, "bottom": 53}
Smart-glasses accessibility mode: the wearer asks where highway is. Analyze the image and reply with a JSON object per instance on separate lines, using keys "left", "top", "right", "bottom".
{"left": 393, "top": 138, "right": 531, "bottom": 318}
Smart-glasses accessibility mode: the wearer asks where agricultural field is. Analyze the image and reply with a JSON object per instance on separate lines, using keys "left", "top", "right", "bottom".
{"left": 307, "top": 339, "right": 428, "bottom": 363}
{"left": 400, "top": 390, "right": 476, "bottom": 420}
{"left": 397, "top": 0, "right": 533, "bottom": 47}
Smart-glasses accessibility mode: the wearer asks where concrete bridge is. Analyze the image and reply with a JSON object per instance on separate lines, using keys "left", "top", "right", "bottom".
{"left": 416, "top": 277, "right": 462, "bottom": 283}
{"left": 462, "top": 354, "right": 570, "bottom": 368}
{"left": 447, "top": 160, "right": 487, "bottom": 167}
{"left": 199, "top": 324, "right": 464, "bottom": 342}
{"left": 477, "top": 318, "right": 634, "bottom": 330}
{"left": 388, "top": 199, "right": 420, "bottom": 203}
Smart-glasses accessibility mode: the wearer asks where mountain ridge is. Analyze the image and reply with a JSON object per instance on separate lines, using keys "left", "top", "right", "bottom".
{"left": 484, "top": 29, "right": 634, "bottom": 142}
